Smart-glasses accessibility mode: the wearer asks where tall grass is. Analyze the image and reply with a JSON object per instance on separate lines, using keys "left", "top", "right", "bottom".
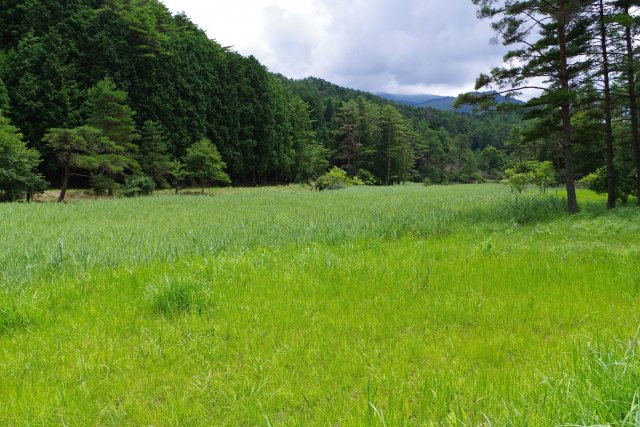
{"left": 0, "top": 184, "right": 568, "bottom": 289}
{"left": 0, "top": 184, "right": 639, "bottom": 425}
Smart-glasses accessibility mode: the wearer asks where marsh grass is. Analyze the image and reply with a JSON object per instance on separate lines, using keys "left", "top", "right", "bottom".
{"left": 0, "top": 184, "right": 639, "bottom": 425}
{"left": 148, "top": 278, "right": 212, "bottom": 317}
{"left": 0, "top": 304, "right": 30, "bottom": 336}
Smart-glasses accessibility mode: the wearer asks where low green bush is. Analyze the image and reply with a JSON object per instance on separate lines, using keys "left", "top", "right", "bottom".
{"left": 315, "top": 167, "right": 362, "bottom": 191}
{"left": 122, "top": 175, "right": 156, "bottom": 198}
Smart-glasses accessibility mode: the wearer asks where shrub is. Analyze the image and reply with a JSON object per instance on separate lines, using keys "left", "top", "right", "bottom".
{"left": 315, "top": 167, "right": 351, "bottom": 191}
{"left": 89, "top": 174, "right": 117, "bottom": 198}
{"left": 529, "top": 161, "right": 556, "bottom": 193}
{"left": 579, "top": 167, "right": 636, "bottom": 204}
{"left": 502, "top": 161, "right": 557, "bottom": 194}
{"left": 503, "top": 168, "right": 530, "bottom": 194}
{"left": 356, "top": 169, "right": 377, "bottom": 185}
{"left": 123, "top": 175, "right": 156, "bottom": 198}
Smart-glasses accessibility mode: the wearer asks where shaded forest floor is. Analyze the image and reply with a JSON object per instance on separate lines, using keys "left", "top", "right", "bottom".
{"left": 1, "top": 184, "right": 639, "bottom": 425}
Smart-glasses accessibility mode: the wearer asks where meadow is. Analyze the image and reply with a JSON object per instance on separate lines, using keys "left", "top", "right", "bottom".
{"left": 1, "top": 184, "right": 639, "bottom": 425}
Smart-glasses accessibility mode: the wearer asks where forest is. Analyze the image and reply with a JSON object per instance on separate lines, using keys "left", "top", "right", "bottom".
{"left": 1, "top": 0, "right": 524, "bottom": 202}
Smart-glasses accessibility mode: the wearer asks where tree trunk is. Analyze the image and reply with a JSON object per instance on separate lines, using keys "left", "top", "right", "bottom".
{"left": 599, "top": 0, "right": 616, "bottom": 209}
{"left": 625, "top": 5, "right": 640, "bottom": 204}
{"left": 557, "top": 1, "right": 579, "bottom": 214}
{"left": 58, "top": 163, "right": 70, "bottom": 203}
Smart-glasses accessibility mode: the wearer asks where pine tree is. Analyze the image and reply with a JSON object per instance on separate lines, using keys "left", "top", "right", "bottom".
{"left": 467, "top": 0, "right": 592, "bottom": 213}
{"left": 86, "top": 77, "right": 140, "bottom": 171}
{"left": 138, "top": 120, "right": 172, "bottom": 188}
{"left": 43, "top": 126, "right": 129, "bottom": 202}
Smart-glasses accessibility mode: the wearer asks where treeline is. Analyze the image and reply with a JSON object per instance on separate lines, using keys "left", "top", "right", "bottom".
{"left": 464, "top": 0, "right": 640, "bottom": 212}
{"left": 283, "top": 77, "right": 522, "bottom": 184}
{"left": 1, "top": 0, "right": 520, "bottom": 201}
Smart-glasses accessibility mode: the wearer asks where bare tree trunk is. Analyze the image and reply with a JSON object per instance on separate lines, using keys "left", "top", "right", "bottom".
{"left": 58, "top": 163, "right": 70, "bottom": 203}
{"left": 625, "top": 5, "right": 640, "bottom": 204}
{"left": 599, "top": 0, "right": 616, "bottom": 209}
{"left": 558, "top": 1, "right": 579, "bottom": 214}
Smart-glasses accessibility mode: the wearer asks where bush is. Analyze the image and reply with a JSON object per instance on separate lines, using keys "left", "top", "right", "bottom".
{"left": 502, "top": 161, "right": 557, "bottom": 194}
{"left": 356, "top": 169, "right": 377, "bottom": 185}
{"left": 579, "top": 167, "right": 636, "bottom": 204}
{"left": 529, "top": 161, "right": 556, "bottom": 193}
{"left": 503, "top": 168, "right": 530, "bottom": 194}
{"left": 123, "top": 175, "right": 156, "bottom": 198}
{"left": 315, "top": 167, "right": 351, "bottom": 191}
{"left": 89, "top": 174, "right": 117, "bottom": 198}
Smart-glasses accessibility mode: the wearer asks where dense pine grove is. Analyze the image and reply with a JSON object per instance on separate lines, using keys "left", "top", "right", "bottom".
{"left": 0, "top": 0, "right": 523, "bottom": 200}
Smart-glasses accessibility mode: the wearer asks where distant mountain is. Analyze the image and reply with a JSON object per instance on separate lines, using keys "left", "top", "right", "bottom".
{"left": 377, "top": 92, "right": 524, "bottom": 113}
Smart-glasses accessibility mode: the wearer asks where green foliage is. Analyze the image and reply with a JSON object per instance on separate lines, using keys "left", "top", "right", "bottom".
{"left": 89, "top": 174, "right": 117, "bottom": 198}
{"left": 0, "top": 112, "right": 46, "bottom": 201}
{"left": 529, "top": 161, "right": 556, "bottom": 193}
{"left": 355, "top": 169, "right": 377, "bottom": 185}
{"left": 122, "top": 174, "right": 156, "bottom": 197}
{"left": 137, "top": 120, "right": 172, "bottom": 188}
{"left": 169, "top": 160, "right": 188, "bottom": 194}
{"left": 0, "top": 74, "right": 8, "bottom": 112}
{"left": 86, "top": 77, "right": 140, "bottom": 172}
{"left": 579, "top": 167, "right": 636, "bottom": 204}
{"left": 314, "top": 166, "right": 363, "bottom": 190}
{"left": 480, "top": 145, "right": 506, "bottom": 177}
{"left": 504, "top": 161, "right": 557, "bottom": 195}
{"left": 183, "top": 139, "right": 231, "bottom": 192}
{"left": 504, "top": 168, "right": 531, "bottom": 194}
{"left": 43, "top": 125, "right": 130, "bottom": 201}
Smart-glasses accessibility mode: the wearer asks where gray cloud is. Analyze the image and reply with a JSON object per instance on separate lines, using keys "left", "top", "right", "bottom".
{"left": 264, "top": 0, "right": 506, "bottom": 94}
{"left": 161, "top": 0, "right": 507, "bottom": 96}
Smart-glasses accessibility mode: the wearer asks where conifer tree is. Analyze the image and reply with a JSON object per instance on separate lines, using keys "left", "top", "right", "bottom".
{"left": 43, "top": 126, "right": 128, "bottom": 202}
{"left": 138, "top": 120, "right": 172, "bottom": 188}
{"left": 86, "top": 77, "right": 140, "bottom": 172}
{"left": 466, "top": 0, "right": 591, "bottom": 213}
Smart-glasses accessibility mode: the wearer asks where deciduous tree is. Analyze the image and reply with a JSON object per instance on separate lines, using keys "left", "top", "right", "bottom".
{"left": 183, "top": 139, "right": 231, "bottom": 193}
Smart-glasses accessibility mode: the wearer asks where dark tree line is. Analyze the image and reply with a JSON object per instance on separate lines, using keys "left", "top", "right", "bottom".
{"left": 0, "top": 0, "right": 522, "bottom": 201}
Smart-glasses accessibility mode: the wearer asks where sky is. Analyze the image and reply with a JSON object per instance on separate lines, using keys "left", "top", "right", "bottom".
{"left": 159, "top": 0, "right": 507, "bottom": 97}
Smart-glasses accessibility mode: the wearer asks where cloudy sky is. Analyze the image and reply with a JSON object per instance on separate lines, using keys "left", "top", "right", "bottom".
{"left": 159, "top": 0, "right": 507, "bottom": 97}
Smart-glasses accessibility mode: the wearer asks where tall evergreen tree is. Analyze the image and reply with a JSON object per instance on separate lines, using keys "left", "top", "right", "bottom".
{"left": 86, "top": 77, "right": 140, "bottom": 161}
{"left": 467, "top": 0, "right": 592, "bottom": 213}
{"left": 85, "top": 77, "right": 140, "bottom": 191}
{"left": 138, "top": 120, "right": 172, "bottom": 188}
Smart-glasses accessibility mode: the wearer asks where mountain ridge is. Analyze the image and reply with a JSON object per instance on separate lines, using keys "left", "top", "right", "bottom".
{"left": 376, "top": 92, "right": 524, "bottom": 112}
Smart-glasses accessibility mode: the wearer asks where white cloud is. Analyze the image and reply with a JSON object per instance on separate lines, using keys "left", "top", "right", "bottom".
{"left": 159, "top": 0, "right": 507, "bottom": 96}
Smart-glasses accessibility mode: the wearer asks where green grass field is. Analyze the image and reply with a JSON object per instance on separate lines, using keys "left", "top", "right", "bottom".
{"left": 1, "top": 184, "right": 639, "bottom": 425}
